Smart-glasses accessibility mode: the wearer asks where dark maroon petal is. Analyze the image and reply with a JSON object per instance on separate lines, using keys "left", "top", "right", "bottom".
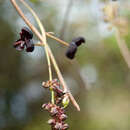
{"left": 25, "top": 39, "right": 35, "bottom": 52}
{"left": 20, "top": 27, "right": 33, "bottom": 40}
{"left": 26, "top": 44, "right": 34, "bottom": 52}
{"left": 13, "top": 39, "right": 25, "bottom": 51}
{"left": 72, "top": 37, "right": 85, "bottom": 46}
{"left": 65, "top": 43, "right": 77, "bottom": 59}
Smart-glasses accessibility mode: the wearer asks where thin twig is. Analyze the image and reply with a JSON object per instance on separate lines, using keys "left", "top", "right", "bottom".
{"left": 10, "top": 0, "right": 80, "bottom": 111}
{"left": 18, "top": 0, "right": 69, "bottom": 46}
{"left": 46, "top": 33, "right": 69, "bottom": 46}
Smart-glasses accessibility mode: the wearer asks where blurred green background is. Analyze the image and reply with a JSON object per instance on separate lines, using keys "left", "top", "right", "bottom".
{"left": 0, "top": 0, "right": 130, "bottom": 130}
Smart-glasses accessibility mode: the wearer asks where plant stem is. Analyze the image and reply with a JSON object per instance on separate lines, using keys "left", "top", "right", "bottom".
{"left": 51, "top": 90, "right": 55, "bottom": 104}
{"left": 46, "top": 32, "right": 69, "bottom": 46}
{"left": 20, "top": 0, "right": 78, "bottom": 108}
{"left": 20, "top": 0, "right": 54, "bottom": 104}
{"left": 10, "top": 0, "right": 80, "bottom": 111}
{"left": 21, "top": 0, "right": 69, "bottom": 47}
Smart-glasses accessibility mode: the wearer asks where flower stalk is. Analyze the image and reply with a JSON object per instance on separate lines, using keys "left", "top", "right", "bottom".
{"left": 10, "top": 0, "right": 80, "bottom": 111}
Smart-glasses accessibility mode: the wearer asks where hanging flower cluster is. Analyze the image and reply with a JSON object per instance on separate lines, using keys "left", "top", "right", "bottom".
{"left": 13, "top": 26, "right": 85, "bottom": 129}
{"left": 42, "top": 79, "right": 69, "bottom": 130}
{"left": 11, "top": 0, "right": 85, "bottom": 129}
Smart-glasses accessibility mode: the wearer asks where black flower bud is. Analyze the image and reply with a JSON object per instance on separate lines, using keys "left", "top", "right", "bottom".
{"left": 72, "top": 37, "right": 85, "bottom": 46}
{"left": 65, "top": 43, "right": 77, "bottom": 59}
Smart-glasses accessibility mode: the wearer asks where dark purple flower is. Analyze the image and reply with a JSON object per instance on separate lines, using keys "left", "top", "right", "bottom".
{"left": 13, "top": 27, "right": 34, "bottom": 52}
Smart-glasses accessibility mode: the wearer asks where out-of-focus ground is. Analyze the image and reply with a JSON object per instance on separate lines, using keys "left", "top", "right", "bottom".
{"left": 0, "top": 0, "right": 130, "bottom": 130}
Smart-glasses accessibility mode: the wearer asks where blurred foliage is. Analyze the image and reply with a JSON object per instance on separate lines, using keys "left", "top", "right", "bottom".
{"left": 30, "top": 0, "right": 38, "bottom": 3}
{"left": 0, "top": 0, "right": 130, "bottom": 130}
